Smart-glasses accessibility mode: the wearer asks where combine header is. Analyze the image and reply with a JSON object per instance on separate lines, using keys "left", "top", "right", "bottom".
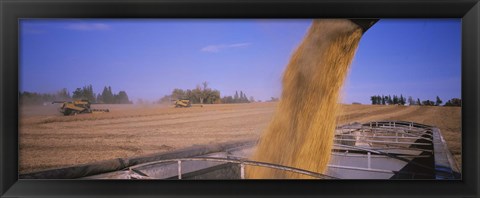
{"left": 52, "top": 99, "right": 110, "bottom": 116}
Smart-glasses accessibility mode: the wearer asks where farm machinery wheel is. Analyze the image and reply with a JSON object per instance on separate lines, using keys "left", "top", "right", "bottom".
{"left": 63, "top": 109, "right": 71, "bottom": 116}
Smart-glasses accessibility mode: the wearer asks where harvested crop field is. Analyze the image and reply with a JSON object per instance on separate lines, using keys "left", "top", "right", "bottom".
{"left": 19, "top": 103, "right": 461, "bottom": 174}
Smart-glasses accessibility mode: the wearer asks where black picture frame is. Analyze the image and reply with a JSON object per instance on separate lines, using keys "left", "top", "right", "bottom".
{"left": 1, "top": 0, "right": 479, "bottom": 197}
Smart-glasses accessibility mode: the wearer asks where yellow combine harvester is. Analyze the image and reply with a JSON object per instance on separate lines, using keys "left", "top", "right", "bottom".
{"left": 173, "top": 99, "right": 192, "bottom": 108}
{"left": 52, "top": 99, "right": 110, "bottom": 116}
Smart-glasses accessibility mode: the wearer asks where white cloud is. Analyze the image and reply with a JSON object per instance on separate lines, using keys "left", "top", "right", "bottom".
{"left": 201, "top": 42, "right": 251, "bottom": 53}
{"left": 201, "top": 44, "right": 227, "bottom": 52}
{"left": 228, "top": 43, "right": 251, "bottom": 48}
{"left": 65, "top": 23, "right": 111, "bottom": 31}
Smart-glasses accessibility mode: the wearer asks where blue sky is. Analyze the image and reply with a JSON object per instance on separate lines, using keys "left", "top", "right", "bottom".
{"left": 20, "top": 19, "right": 461, "bottom": 104}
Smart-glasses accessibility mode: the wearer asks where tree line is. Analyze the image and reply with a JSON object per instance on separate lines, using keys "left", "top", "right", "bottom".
{"left": 370, "top": 94, "right": 461, "bottom": 107}
{"left": 221, "top": 90, "right": 253, "bottom": 104}
{"left": 19, "top": 85, "right": 132, "bottom": 105}
{"left": 159, "top": 81, "right": 255, "bottom": 104}
{"left": 95, "top": 86, "right": 132, "bottom": 104}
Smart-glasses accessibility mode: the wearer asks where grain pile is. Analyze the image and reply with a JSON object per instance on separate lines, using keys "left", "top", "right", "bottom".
{"left": 247, "top": 19, "right": 364, "bottom": 179}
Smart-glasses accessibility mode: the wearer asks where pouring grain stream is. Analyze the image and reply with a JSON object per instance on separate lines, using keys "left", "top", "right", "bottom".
{"left": 247, "top": 19, "right": 366, "bottom": 179}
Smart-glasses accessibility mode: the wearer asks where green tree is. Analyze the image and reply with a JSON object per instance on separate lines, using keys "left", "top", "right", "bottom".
{"left": 82, "top": 85, "right": 96, "bottom": 102}
{"left": 435, "top": 96, "right": 443, "bottom": 106}
{"left": 408, "top": 96, "right": 414, "bottom": 105}
{"left": 72, "top": 88, "right": 84, "bottom": 99}
{"left": 422, "top": 100, "right": 435, "bottom": 106}
{"left": 206, "top": 89, "right": 221, "bottom": 104}
{"left": 239, "top": 91, "right": 250, "bottom": 103}
{"left": 199, "top": 81, "right": 210, "bottom": 104}
{"left": 116, "top": 91, "right": 131, "bottom": 104}
{"left": 392, "top": 95, "right": 398, "bottom": 104}
{"left": 399, "top": 94, "right": 406, "bottom": 105}
{"left": 388, "top": 95, "right": 393, "bottom": 105}
{"left": 193, "top": 85, "right": 203, "bottom": 104}
{"left": 185, "top": 89, "right": 194, "bottom": 102}
{"left": 444, "top": 98, "right": 461, "bottom": 106}
{"left": 234, "top": 91, "right": 239, "bottom": 103}
{"left": 96, "top": 93, "right": 103, "bottom": 103}
{"left": 202, "top": 81, "right": 209, "bottom": 91}
{"left": 171, "top": 88, "right": 186, "bottom": 100}
{"left": 101, "top": 86, "right": 114, "bottom": 103}
{"left": 371, "top": 95, "right": 380, "bottom": 105}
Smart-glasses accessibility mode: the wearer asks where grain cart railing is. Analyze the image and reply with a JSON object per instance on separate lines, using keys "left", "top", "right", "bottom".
{"left": 126, "top": 157, "right": 337, "bottom": 179}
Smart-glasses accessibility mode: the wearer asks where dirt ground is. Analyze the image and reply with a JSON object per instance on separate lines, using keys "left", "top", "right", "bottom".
{"left": 19, "top": 102, "right": 461, "bottom": 174}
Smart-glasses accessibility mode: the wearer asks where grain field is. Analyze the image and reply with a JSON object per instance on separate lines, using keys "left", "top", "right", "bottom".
{"left": 19, "top": 103, "right": 461, "bottom": 174}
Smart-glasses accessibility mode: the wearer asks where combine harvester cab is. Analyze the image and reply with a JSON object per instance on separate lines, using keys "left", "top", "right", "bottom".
{"left": 20, "top": 121, "right": 460, "bottom": 180}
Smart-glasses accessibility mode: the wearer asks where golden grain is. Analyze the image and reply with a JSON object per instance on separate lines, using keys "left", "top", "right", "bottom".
{"left": 247, "top": 19, "right": 363, "bottom": 179}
